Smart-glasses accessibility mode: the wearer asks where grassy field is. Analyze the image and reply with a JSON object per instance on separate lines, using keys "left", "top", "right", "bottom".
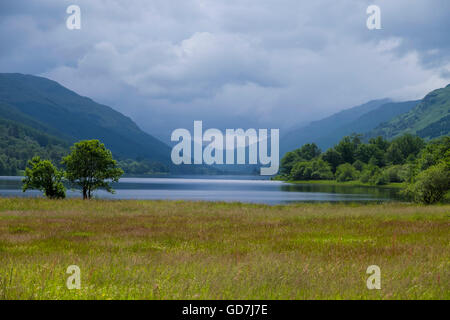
{"left": 0, "top": 198, "right": 448, "bottom": 300}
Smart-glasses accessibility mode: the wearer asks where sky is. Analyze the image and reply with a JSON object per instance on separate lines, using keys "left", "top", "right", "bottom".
{"left": 0, "top": 0, "right": 449, "bottom": 142}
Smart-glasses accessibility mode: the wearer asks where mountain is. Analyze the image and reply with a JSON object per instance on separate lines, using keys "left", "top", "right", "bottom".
{"left": 316, "top": 100, "right": 420, "bottom": 146}
{"left": 367, "top": 84, "right": 450, "bottom": 140}
{"left": 0, "top": 116, "right": 69, "bottom": 175}
{"left": 0, "top": 73, "right": 171, "bottom": 163}
{"left": 281, "top": 98, "right": 420, "bottom": 153}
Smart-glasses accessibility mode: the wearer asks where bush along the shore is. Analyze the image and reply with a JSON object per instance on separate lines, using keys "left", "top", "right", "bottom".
{"left": 22, "top": 139, "right": 123, "bottom": 200}
{"left": 279, "top": 134, "right": 450, "bottom": 204}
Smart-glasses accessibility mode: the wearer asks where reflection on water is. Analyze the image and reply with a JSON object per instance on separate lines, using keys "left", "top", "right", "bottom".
{"left": 0, "top": 175, "right": 402, "bottom": 205}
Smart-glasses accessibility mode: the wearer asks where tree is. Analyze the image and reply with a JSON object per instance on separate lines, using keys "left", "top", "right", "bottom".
{"left": 335, "top": 163, "right": 359, "bottom": 182}
{"left": 335, "top": 134, "right": 362, "bottom": 164}
{"left": 290, "top": 159, "right": 333, "bottom": 181}
{"left": 296, "top": 143, "right": 321, "bottom": 161}
{"left": 22, "top": 156, "right": 65, "bottom": 199}
{"left": 360, "top": 164, "right": 381, "bottom": 184}
{"left": 280, "top": 150, "right": 302, "bottom": 175}
{"left": 290, "top": 161, "right": 313, "bottom": 180}
{"left": 369, "top": 136, "right": 390, "bottom": 152}
{"left": 402, "top": 163, "right": 450, "bottom": 204}
{"left": 387, "top": 134, "right": 425, "bottom": 165}
{"left": 416, "top": 136, "right": 450, "bottom": 170}
{"left": 382, "top": 165, "right": 411, "bottom": 183}
{"left": 280, "top": 143, "right": 321, "bottom": 175}
{"left": 352, "top": 160, "right": 365, "bottom": 172}
{"left": 62, "top": 140, "right": 124, "bottom": 199}
{"left": 321, "top": 148, "right": 342, "bottom": 173}
{"left": 355, "top": 143, "right": 385, "bottom": 166}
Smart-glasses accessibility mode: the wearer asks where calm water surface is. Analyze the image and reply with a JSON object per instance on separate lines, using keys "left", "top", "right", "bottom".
{"left": 0, "top": 175, "right": 402, "bottom": 205}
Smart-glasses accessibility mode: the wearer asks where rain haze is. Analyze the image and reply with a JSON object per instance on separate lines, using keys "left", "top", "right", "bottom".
{"left": 1, "top": 0, "right": 449, "bottom": 142}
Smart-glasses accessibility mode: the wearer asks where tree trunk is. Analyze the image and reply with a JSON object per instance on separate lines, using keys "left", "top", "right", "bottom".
{"left": 82, "top": 187, "right": 87, "bottom": 200}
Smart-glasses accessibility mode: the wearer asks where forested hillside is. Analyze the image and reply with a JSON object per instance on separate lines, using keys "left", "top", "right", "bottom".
{"left": 0, "top": 73, "right": 171, "bottom": 163}
{"left": 0, "top": 73, "right": 220, "bottom": 176}
{"left": 0, "top": 117, "right": 68, "bottom": 175}
{"left": 368, "top": 84, "right": 450, "bottom": 140}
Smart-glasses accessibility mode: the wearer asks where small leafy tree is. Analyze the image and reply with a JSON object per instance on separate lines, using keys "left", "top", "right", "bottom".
{"left": 290, "top": 159, "right": 333, "bottom": 180}
{"left": 322, "top": 148, "right": 342, "bottom": 173}
{"left": 296, "top": 143, "right": 322, "bottom": 161}
{"left": 335, "top": 134, "right": 362, "bottom": 164}
{"left": 62, "top": 140, "right": 124, "bottom": 199}
{"left": 402, "top": 163, "right": 450, "bottom": 204}
{"left": 352, "top": 160, "right": 365, "bottom": 172}
{"left": 22, "top": 156, "right": 66, "bottom": 199}
{"left": 280, "top": 143, "right": 321, "bottom": 175}
{"left": 387, "top": 134, "right": 425, "bottom": 165}
{"left": 336, "top": 163, "right": 359, "bottom": 182}
{"left": 280, "top": 150, "right": 302, "bottom": 175}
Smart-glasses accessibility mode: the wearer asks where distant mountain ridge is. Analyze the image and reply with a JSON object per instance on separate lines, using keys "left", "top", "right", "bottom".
{"left": 282, "top": 84, "right": 450, "bottom": 155}
{"left": 280, "top": 98, "right": 422, "bottom": 153}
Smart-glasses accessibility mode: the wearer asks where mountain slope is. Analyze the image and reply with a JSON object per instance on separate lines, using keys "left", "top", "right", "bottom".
{"left": 314, "top": 100, "right": 420, "bottom": 147}
{"left": 368, "top": 84, "right": 450, "bottom": 140}
{"left": 0, "top": 116, "right": 68, "bottom": 175}
{"left": 0, "top": 73, "right": 171, "bottom": 163}
{"left": 281, "top": 98, "right": 405, "bottom": 153}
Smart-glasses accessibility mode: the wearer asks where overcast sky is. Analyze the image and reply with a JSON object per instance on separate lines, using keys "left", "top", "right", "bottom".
{"left": 1, "top": 0, "right": 449, "bottom": 142}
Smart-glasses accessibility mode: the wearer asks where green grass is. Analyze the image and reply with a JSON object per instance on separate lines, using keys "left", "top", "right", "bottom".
{"left": 0, "top": 198, "right": 448, "bottom": 300}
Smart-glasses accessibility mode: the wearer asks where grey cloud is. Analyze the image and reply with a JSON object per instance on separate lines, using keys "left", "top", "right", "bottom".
{"left": 0, "top": 0, "right": 449, "bottom": 143}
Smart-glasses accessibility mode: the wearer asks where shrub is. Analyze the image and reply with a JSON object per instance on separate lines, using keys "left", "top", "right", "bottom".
{"left": 371, "top": 171, "right": 389, "bottom": 185}
{"left": 382, "top": 165, "right": 410, "bottom": 183}
{"left": 359, "top": 164, "right": 381, "bottom": 184}
{"left": 290, "top": 159, "right": 333, "bottom": 180}
{"left": 352, "top": 160, "right": 365, "bottom": 172}
{"left": 336, "top": 163, "right": 359, "bottom": 182}
{"left": 402, "top": 163, "right": 450, "bottom": 204}
{"left": 280, "top": 143, "right": 322, "bottom": 175}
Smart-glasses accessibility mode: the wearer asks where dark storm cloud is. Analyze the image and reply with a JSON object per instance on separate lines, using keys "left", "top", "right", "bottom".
{"left": 0, "top": 0, "right": 449, "bottom": 141}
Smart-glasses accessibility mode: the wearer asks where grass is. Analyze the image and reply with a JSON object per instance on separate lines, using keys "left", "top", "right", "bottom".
{"left": 0, "top": 198, "right": 448, "bottom": 300}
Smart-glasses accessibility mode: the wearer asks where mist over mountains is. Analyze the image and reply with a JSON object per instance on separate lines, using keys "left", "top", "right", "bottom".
{"left": 281, "top": 85, "right": 450, "bottom": 154}
{"left": 0, "top": 73, "right": 448, "bottom": 175}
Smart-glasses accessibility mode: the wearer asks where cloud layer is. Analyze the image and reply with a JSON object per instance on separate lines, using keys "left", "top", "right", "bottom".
{"left": 0, "top": 0, "right": 449, "bottom": 141}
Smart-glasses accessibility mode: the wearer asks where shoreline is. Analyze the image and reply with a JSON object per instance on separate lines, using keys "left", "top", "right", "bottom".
{"left": 282, "top": 179, "right": 406, "bottom": 189}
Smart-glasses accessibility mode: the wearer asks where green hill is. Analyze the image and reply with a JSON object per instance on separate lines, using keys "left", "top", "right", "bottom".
{"left": 281, "top": 98, "right": 420, "bottom": 153}
{"left": 0, "top": 73, "right": 171, "bottom": 163}
{"left": 0, "top": 117, "right": 68, "bottom": 175}
{"left": 0, "top": 73, "right": 221, "bottom": 176}
{"left": 368, "top": 84, "right": 450, "bottom": 140}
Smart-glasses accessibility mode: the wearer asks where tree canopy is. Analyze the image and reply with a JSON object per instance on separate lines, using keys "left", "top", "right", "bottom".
{"left": 280, "top": 133, "right": 450, "bottom": 204}
{"left": 62, "top": 140, "right": 124, "bottom": 199}
{"left": 22, "top": 156, "right": 66, "bottom": 199}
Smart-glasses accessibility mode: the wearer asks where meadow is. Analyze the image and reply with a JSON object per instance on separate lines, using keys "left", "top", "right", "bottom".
{"left": 0, "top": 198, "right": 448, "bottom": 300}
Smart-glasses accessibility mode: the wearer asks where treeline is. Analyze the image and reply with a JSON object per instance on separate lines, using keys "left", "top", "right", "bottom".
{"left": 0, "top": 118, "right": 168, "bottom": 176}
{"left": 117, "top": 159, "right": 169, "bottom": 175}
{"left": 0, "top": 118, "right": 68, "bottom": 175}
{"left": 279, "top": 134, "right": 450, "bottom": 203}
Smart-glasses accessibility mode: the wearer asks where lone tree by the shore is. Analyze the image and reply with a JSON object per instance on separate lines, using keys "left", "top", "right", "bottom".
{"left": 62, "top": 140, "right": 123, "bottom": 199}
{"left": 22, "top": 156, "right": 66, "bottom": 199}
